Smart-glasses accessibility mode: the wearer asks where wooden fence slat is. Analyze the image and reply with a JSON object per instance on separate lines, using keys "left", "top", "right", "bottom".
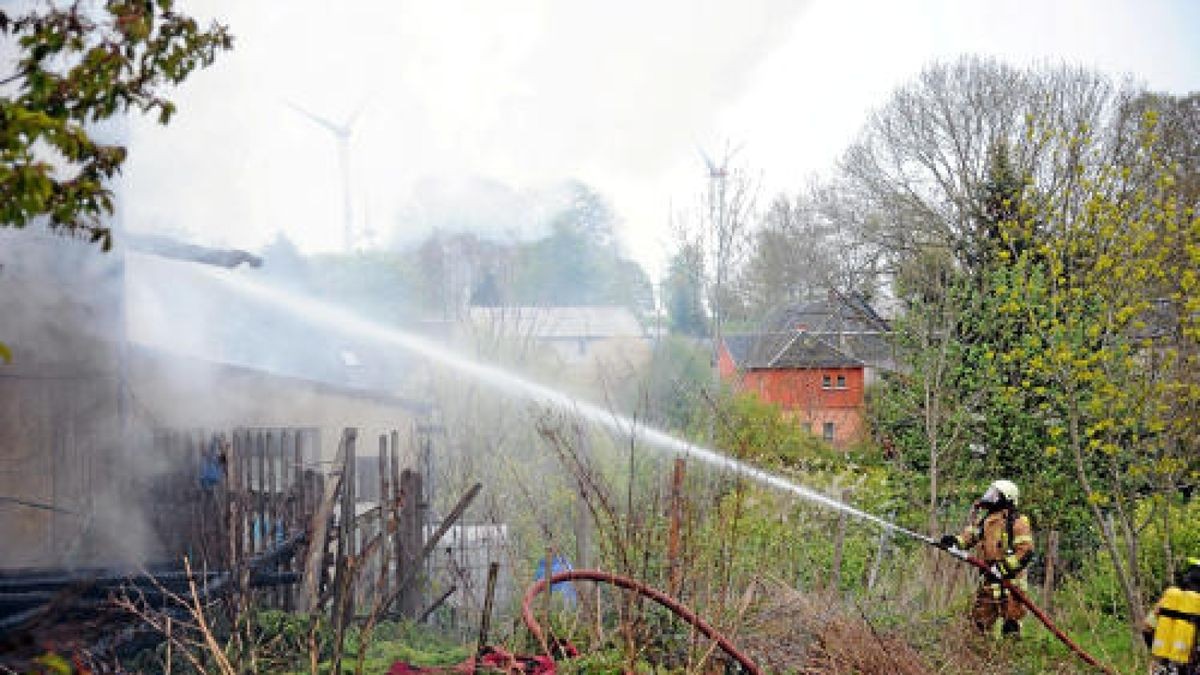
{"left": 242, "top": 430, "right": 253, "bottom": 559}
{"left": 398, "top": 469, "right": 424, "bottom": 618}
{"left": 297, "top": 433, "right": 345, "bottom": 614}
{"left": 379, "top": 434, "right": 390, "bottom": 603}
{"left": 256, "top": 431, "right": 266, "bottom": 560}
{"left": 282, "top": 429, "right": 293, "bottom": 610}
{"left": 330, "top": 429, "right": 358, "bottom": 674}
{"left": 343, "top": 429, "right": 357, "bottom": 619}
{"left": 391, "top": 430, "right": 402, "bottom": 594}
{"left": 226, "top": 433, "right": 240, "bottom": 573}
{"left": 267, "top": 431, "right": 279, "bottom": 607}
{"left": 142, "top": 424, "right": 440, "bottom": 617}
{"left": 177, "top": 431, "right": 190, "bottom": 560}
{"left": 296, "top": 430, "right": 307, "bottom": 531}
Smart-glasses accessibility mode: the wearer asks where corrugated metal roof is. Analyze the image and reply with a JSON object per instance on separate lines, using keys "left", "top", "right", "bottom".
{"left": 126, "top": 252, "right": 423, "bottom": 403}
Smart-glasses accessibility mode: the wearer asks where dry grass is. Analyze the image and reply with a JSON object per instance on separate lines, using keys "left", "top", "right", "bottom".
{"left": 735, "top": 578, "right": 933, "bottom": 675}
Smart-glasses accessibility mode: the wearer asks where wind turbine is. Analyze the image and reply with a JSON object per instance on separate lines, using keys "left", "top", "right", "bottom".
{"left": 286, "top": 100, "right": 368, "bottom": 252}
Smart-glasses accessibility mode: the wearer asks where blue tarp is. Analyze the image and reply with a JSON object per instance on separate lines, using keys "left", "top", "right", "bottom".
{"left": 534, "top": 554, "right": 578, "bottom": 603}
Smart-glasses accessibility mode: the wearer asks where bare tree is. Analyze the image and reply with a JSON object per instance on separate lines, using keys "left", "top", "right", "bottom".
{"left": 838, "top": 55, "right": 1137, "bottom": 273}
{"left": 737, "top": 185, "right": 882, "bottom": 319}
{"left": 677, "top": 143, "right": 757, "bottom": 371}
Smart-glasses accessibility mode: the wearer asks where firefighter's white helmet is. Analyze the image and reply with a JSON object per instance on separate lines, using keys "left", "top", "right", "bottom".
{"left": 981, "top": 479, "right": 1019, "bottom": 507}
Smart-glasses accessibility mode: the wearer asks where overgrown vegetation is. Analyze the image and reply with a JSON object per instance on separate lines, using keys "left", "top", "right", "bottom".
{"left": 10, "top": 36, "right": 1197, "bottom": 673}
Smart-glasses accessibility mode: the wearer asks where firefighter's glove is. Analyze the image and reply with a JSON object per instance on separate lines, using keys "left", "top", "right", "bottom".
{"left": 987, "top": 564, "right": 1006, "bottom": 581}
{"left": 938, "top": 535, "right": 958, "bottom": 550}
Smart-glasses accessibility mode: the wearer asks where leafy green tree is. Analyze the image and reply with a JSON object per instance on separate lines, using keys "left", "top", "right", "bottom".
{"left": 969, "top": 140, "right": 1028, "bottom": 268}
{"left": 1, "top": 2, "right": 232, "bottom": 250}
{"left": 869, "top": 247, "right": 980, "bottom": 536}
{"left": 664, "top": 242, "right": 707, "bottom": 337}
{"left": 987, "top": 113, "right": 1200, "bottom": 641}
{"left": 511, "top": 182, "right": 652, "bottom": 312}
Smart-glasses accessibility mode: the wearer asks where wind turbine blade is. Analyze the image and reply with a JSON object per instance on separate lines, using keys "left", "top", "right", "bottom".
{"left": 343, "top": 95, "right": 372, "bottom": 132}
{"left": 727, "top": 141, "right": 744, "bottom": 164}
{"left": 285, "top": 100, "right": 344, "bottom": 136}
{"left": 696, "top": 145, "right": 717, "bottom": 174}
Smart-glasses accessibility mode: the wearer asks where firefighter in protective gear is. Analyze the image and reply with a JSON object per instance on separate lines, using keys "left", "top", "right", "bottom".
{"left": 938, "top": 479, "right": 1035, "bottom": 636}
{"left": 1142, "top": 557, "right": 1200, "bottom": 674}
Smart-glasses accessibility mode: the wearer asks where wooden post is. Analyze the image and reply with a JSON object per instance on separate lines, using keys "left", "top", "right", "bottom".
{"left": 281, "top": 429, "right": 294, "bottom": 611}
{"left": 298, "top": 431, "right": 348, "bottom": 614}
{"left": 215, "top": 435, "right": 230, "bottom": 570}
{"left": 830, "top": 507, "right": 848, "bottom": 593}
{"left": 1042, "top": 529, "right": 1060, "bottom": 613}
{"left": 267, "top": 431, "right": 279, "bottom": 607}
{"left": 377, "top": 483, "right": 480, "bottom": 622}
{"left": 256, "top": 431, "right": 266, "bottom": 559}
{"left": 667, "top": 458, "right": 686, "bottom": 597}
{"left": 867, "top": 511, "right": 894, "bottom": 593}
{"left": 390, "top": 430, "right": 402, "bottom": 595}
{"left": 295, "top": 430, "right": 306, "bottom": 529}
{"left": 241, "top": 430, "right": 253, "bottom": 560}
{"left": 379, "top": 434, "right": 390, "bottom": 603}
{"left": 330, "top": 429, "right": 357, "bottom": 675}
{"left": 417, "top": 420, "right": 435, "bottom": 526}
{"left": 228, "top": 432, "right": 242, "bottom": 577}
{"left": 340, "top": 429, "right": 357, "bottom": 622}
{"left": 397, "top": 469, "right": 424, "bottom": 618}
{"left": 476, "top": 562, "right": 500, "bottom": 662}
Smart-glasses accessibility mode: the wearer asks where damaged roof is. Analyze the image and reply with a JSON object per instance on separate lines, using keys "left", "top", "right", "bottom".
{"left": 126, "top": 252, "right": 425, "bottom": 406}
{"left": 762, "top": 292, "right": 891, "bottom": 334}
{"left": 723, "top": 332, "right": 863, "bottom": 370}
{"left": 753, "top": 292, "right": 896, "bottom": 370}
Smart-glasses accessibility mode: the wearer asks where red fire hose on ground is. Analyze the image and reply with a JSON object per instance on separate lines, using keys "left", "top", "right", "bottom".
{"left": 922, "top": 537, "right": 1117, "bottom": 674}
{"left": 523, "top": 555, "right": 1116, "bottom": 674}
{"left": 521, "top": 568, "right": 762, "bottom": 675}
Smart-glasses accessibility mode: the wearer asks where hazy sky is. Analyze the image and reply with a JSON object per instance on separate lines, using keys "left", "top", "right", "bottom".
{"left": 120, "top": 0, "right": 1200, "bottom": 279}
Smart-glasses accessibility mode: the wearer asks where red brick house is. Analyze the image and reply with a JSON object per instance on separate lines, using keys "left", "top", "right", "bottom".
{"left": 719, "top": 332, "right": 866, "bottom": 446}
{"left": 718, "top": 293, "right": 893, "bottom": 448}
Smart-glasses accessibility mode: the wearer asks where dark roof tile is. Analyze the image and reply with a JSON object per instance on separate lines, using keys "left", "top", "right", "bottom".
{"left": 723, "top": 332, "right": 861, "bottom": 370}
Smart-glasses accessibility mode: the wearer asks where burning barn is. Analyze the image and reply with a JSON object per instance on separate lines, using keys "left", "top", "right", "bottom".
{"left": 0, "top": 232, "right": 433, "bottom": 570}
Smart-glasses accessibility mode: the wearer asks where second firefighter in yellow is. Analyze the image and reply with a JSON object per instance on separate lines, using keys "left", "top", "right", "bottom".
{"left": 940, "top": 479, "right": 1035, "bottom": 636}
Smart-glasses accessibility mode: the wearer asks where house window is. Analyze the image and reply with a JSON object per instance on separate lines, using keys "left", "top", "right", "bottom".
{"left": 823, "top": 422, "right": 835, "bottom": 442}
{"left": 836, "top": 374, "right": 847, "bottom": 389}
{"left": 822, "top": 374, "right": 832, "bottom": 389}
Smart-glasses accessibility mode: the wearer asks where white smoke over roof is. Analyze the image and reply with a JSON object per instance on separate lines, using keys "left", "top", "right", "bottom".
{"left": 112, "top": 0, "right": 1200, "bottom": 278}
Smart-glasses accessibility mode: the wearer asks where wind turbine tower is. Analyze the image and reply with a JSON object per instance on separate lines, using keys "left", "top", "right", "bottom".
{"left": 287, "top": 101, "right": 367, "bottom": 252}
